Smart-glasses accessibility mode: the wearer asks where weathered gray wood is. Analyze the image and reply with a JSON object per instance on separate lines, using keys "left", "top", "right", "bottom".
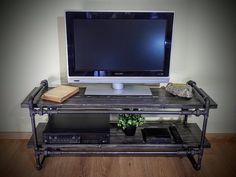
{"left": 21, "top": 87, "right": 217, "bottom": 109}
{"left": 27, "top": 123, "right": 210, "bottom": 151}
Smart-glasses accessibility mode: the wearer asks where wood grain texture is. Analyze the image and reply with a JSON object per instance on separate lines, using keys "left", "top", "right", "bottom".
{"left": 206, "top": 133, "right": 236, "bottom": 142}
{"left": 0, "top": 132, "right": 31, "bottom": 139}
{"left": 0, "top": 138, "right": 235, "bottom": 177}
{"left": 21, "top": 87, "right": 217, "bottom": 109}
{"left": 26, "top": 123, "right": 211, "bottom": 150}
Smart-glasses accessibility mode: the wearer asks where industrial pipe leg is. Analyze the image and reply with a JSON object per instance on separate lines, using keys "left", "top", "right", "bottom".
{"left": 29, "top": 110, "right": 43, "bottom": 170}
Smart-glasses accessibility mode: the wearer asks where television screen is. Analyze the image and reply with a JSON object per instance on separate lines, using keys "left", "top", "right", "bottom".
{"left": 65, "top": 11, "right": 174, "bottom": 89}
{"left": 73, "top": 19, "right": 166, "bottom": 71}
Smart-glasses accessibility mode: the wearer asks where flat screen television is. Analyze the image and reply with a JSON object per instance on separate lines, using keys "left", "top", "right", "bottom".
{"left": 65, "top": 11, "right": 174, "bottom": 95}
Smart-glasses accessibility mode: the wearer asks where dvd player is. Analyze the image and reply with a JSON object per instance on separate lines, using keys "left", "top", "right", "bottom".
{"left": 43, "top": 114, "right": 110, "bottom": 144}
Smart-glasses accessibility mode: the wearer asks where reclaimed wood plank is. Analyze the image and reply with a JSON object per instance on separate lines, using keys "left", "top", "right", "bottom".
{"left": 22, "top": 87, "right": 217, "bottom": 109}
{"left": 27, "top": 123, "right": 210, "bottom": 150}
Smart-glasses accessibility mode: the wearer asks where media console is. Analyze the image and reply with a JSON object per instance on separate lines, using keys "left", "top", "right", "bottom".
{"left": 21, "top": 80, "right": 217, "bottom": 170}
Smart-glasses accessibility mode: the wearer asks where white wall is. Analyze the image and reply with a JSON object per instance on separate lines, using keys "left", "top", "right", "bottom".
{"left": 0, "top": 0, "right": 235, "bottom": 132}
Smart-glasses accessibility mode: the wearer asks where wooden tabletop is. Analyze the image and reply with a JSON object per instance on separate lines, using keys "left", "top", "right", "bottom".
{"left": 21, "top": 87, "right": 217, "bottom": 110}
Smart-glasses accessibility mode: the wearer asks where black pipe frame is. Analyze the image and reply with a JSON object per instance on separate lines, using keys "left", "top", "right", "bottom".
{"left": 27, "top": 80, "right": 212, "bottom": 171}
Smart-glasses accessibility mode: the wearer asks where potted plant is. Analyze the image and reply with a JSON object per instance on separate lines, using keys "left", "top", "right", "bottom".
{"left": 117, "top": 113, "right": 145, "bottom": 136}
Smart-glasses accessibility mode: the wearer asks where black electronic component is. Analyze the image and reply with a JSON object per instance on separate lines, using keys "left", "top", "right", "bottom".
{"left": 142, "top": 128, "right": 171, "bottom": 144}
{"left": 169, "top": 126, "right": 183, "bottom": 144}
{"left": 44, "top": 134, "right": 81, "bottom": 144}
{"left": 43, "top": 114, "right": 110, "bottom": 144}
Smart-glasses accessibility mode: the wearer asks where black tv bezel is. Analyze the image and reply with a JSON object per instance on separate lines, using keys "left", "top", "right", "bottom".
{"left": 66, "top": 11, "right": 174, "bottom": 77}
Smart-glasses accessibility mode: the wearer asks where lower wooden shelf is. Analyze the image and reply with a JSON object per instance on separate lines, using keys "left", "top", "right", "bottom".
{"left": 28, "top": 122, "right": 210, "bottom": 152}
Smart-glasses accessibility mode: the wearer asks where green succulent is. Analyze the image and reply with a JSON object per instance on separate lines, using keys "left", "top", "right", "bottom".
{"left": 117, "top": 113, "right": 145, "bottom": 130}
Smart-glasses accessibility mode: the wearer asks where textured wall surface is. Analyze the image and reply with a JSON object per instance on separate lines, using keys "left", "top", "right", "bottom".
{"left": 0, "top": 0, "right": 235, "bottom": 132}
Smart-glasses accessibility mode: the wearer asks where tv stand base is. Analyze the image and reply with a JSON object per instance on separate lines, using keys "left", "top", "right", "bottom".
{"left": 85, "top": 84, "right": 152, "bottom": 95}
{"left": 22, "top": 80, "right": 217, "bottom": 171}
